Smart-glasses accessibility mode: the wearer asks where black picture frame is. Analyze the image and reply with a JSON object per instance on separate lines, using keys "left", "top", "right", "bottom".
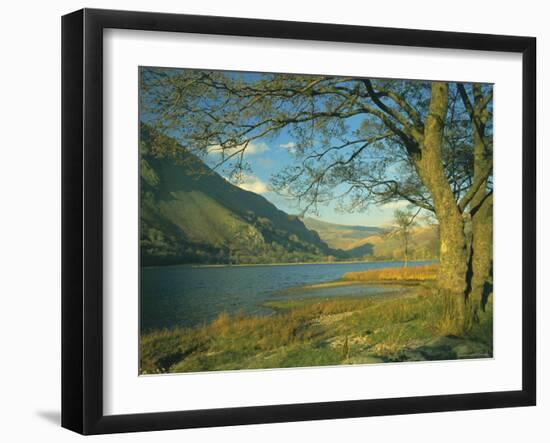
{"left": 62, "top": 8, "right": 537, "bottom": 435}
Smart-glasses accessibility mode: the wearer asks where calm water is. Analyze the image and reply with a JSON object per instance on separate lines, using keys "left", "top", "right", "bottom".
{"left": 140, "top": 260, "right": 432, "bottom": 331}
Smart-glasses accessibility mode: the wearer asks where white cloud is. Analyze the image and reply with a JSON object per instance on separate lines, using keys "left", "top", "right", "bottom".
{"left": 280, "top": 141, "right": 297, "bottom": 153}
{"left": 280, "top": 141, "right": 296, "bottom": 149}
{"left": 207, "top": 141, "right": 269, "bottom": 158}
{"left": 381, "top": 200, "right": 410, "bottom": 210}
{"left": 236, "top": 174, "right": 269, "bottom": 194}
{"left": 245, "top": 142, "right": 269, "bottom": 155}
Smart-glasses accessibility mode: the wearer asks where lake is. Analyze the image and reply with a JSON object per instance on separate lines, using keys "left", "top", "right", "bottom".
{"left": 140, "top": 260, "right": 433, "bottom": 331}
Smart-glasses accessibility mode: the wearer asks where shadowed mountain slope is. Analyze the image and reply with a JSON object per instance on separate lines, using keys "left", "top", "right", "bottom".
{"left": 140, "top": 126, "right": 331, "bottom": 265}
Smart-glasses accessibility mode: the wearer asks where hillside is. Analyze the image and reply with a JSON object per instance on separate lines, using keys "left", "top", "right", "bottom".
{"left": 347, "top": 225, "right": 439, "bottom": 261}
{"left": 303, "top": 217, "right": 439, "bottom": 261}
{"left": 302, "top": 217, "right": 383, "bottom": 250}
{"left": 140, "top": 126, "right": 331, "bottom": 266}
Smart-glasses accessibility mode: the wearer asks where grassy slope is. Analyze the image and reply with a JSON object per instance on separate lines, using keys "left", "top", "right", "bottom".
{"left": 140, "top": 265, "right": 492, "bottom": 374}
{"left": 347, "top": 225, "right": 439, "bottom": 260}
{"left": 302, "top": 217, "right": 382, "bottom": 250}
{"left": 158, "top": 191, "right": 257, "bottom": 247}
{"left": 140, "top": 125, "right": 331, "bottom": 265}
{"left": 302, "top": 217, "right": 439, "bottom": 261}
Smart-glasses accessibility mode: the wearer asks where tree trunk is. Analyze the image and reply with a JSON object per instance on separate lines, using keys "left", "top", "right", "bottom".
{"left": 403, "top": 230, "right": 409, "bottom": 267}
{"left": 462, "top": 83, "right": 493, "bottom": 329}
{"left": 433, "top": 202, "right": 469, "bottom": 331}
{"left": 437, "top": 210, "right": 468, "bottom": 295}
{"left": 415, "top": 82, "right": 469, "bottom": 331}
{"left": 466, "top": 192, "right": 493, "bottom": 326}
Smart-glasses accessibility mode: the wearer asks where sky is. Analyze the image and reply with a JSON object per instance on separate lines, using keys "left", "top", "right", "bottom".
{"left": 204, "top": 125, "right": 408, "bottom": 227}
{"left": 140, "top": 68, "right": 489, "bottom": 228}
{"left": 141, "top": 67, "right": 419, "bottom": 228}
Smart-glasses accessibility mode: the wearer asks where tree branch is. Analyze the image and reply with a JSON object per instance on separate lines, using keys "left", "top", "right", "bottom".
{"left": 458, "top": 165, "right": 491, "bottom": 212}
{"left": 363, "top": 79, "right": 423, "bottom": 143}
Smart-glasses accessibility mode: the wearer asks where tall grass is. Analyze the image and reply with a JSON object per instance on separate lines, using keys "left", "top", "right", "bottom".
{"left": 342, "top": 264, "right": 438, "bottom": 282}
{"left": 140, "top": 281, "right": 492, "bottom": 374}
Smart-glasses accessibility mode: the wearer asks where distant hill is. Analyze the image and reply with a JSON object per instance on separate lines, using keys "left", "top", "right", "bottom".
{"left": 346, "top": 225, "right": 439, "bottom": 261}
{"left": 303, "top": 217, "right": 439, "bottom": 261}
{"left": 140, "top": 126, "right": 331, "bottom": 266}
{"left": 302, "top": 217, "right": 383, "bottom": 250}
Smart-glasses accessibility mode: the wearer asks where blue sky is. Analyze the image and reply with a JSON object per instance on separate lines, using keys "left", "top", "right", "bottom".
{"left": 141, "top": 67, "right": 412, "bottom": 228}
{"left": 205, "top": 125, "right": 407, "bottom": 227}
{"left": 140, "top": 68, "right": 488, "bottom": 228}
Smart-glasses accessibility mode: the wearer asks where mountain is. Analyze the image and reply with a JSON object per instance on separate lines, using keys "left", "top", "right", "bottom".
{"left": 303, "top": 217, "right": 438, "bottom": 261}
{"left": 140, "top": 126, "right": 331, "bottom": 266}
{"left": 345, "top": 225, "right": 439, "bottom": 261}
{"left": 302, "top": 217, "right": 383, "bottom": 250}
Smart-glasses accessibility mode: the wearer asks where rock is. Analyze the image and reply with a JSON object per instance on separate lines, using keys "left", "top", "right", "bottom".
{"left": 348, "top": 355, "right": 385, "bottom": 364}
{"left": 453, "top": 341, "right": 491, "bottom": 359}
{"left": 396, "top": 350, "right": 427, "bottom": 362}
{"left": 413, "top": 336, "right": 491, "bottom": 361}
{"left": 414, "top": 337, "right": 460, "bottom": 360}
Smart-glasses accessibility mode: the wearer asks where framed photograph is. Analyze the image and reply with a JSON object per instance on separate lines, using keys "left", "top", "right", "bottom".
{"left": 62, "top": 8, "right": 536, "bottom": 435}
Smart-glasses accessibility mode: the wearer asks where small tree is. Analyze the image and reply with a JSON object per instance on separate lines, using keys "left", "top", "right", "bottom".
{"left": 393, "top": 208, "right": 420, "bottom": 266}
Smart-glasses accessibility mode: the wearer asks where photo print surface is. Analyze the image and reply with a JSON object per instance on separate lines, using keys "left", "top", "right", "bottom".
{"left": 138, "top": 67, "right": 493, "bottom": 375}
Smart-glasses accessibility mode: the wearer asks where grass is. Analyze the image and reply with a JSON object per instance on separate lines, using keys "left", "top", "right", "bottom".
{"left": 342, "top": 264, "right": 438, "bottom": 283}
{"left": 140, "top": 264, "right": 492, "bottom": 374}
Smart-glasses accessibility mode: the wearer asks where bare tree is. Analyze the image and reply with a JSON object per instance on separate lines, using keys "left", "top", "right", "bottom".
{"left": 393, "top": 208, "right": 421, "bottom": 266}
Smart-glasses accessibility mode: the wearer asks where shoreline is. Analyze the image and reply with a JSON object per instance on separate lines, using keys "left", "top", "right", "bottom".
{"left": 142, "top": 259, "right": 437, "bottom": 270}
{"left": 277, "top": 279, "right": 410, "bottom": 293}
{"left": 140, "top": 281, "right": 492, "bottom": 374}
